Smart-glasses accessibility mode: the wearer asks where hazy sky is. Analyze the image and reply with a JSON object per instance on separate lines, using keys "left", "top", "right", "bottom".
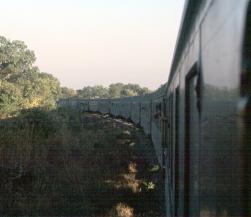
{"left": 1, "top": 0, "right": 185, "bottom": 90}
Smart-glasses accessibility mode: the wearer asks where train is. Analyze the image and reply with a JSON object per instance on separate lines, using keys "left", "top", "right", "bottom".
{"left": 58, "top": 0, "right": 251, "bottom": 216}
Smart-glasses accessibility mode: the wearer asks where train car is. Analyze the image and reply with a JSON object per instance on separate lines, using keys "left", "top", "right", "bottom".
{"left": 98, "top": 99, "right": 111, "bottom": 114}
{"left": 140, "top": 94, "right": 152, "bottom": 135}
{"left": 150, "top": 91, "right": 165, "bottom": 167}
{"left": 119, "top": 97, "right": 132, "bottom": 120}
{"left": 116, "top": 98, "right": 125, "bottom": 118}
{"left": 89, "top": 100, "right": 99, "bottom": 112}
{"left": 110, "top": 98, "right": 120, "bottom": 117}
{"left": 79, "top": 99, "right": 90, "bottom": 112}
{"left": 130, "top": 96, "right": 142, "bottom": 125}
{"left": 59, "top": 0, "right": 251, "bottom": 216}
{"left": 57, "top": 98, "right": 81, "bottom": 109}
{"left": 161, "top": 0, "right": 251, "bottom": 216}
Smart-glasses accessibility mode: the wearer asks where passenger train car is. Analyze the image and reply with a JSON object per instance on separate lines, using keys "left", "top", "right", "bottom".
{"left": 58, "top": 0, "right": 251, "bottom": 216}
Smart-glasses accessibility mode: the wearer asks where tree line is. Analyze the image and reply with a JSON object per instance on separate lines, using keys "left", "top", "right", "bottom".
{"left": 0, "top": 36, "right": 151, "bottom": 118}
{"left": 61, "top": 83, "right": 151, "bottom": 99}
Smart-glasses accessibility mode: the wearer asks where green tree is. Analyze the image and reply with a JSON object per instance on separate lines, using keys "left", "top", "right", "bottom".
{"left": 14, "top": 68, "right": 60, "bottom": 108}
{"left": 109, "top": 83, "right": 151, "bottom": 98}
{"left": 77, "top": 85, "right": 109, "bottom": 99}
{"left": 0, "top": 80, "right": 22, "bottom": 116}
{"left": 60, "top": 87, "right": 76, "bottom": 99}
{"left": 34, "top": 72, "right": 61, "bottom": 107}
{"left": 120, "top": 89, "right": 137, "bottom": 97}
{"left": 0, "top": 36, "right": 61, "bottom": 116}
{"left": 77, "top": 83, "right": 151, "bottom": 99}
{"left": 108, "top": 83, "right": 124, "bottom": 98}
{"left": 0, "top": 36, "right": 36, "bottom": 81}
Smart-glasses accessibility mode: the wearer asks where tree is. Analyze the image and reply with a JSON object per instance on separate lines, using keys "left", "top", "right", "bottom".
{"left": 77, "top": 85, "right": 109, "bottom": 99}
{"left": 120, "top": 89, "right": 137, "bottom": 97}
{"left": 35, "top": 72, "right": 61, "bottom": 107}
{"left": 108, "top": 83, "right": 124, "bottom": 98}
{"left": 14, "top": 68, "right": 60, "bottom": 108}
{"left": 0, "top": 36, "right": 36, "bottom": 81}
{"left": 0, "top": 36, "right": 61, "bottom": 117}
{"left": 77, "top": 83, "right": 152, "bottom": 99}
{"left": 0, "top": 80, "right": 22, "bottom": 116}
{"left": 60, "top": 87, "right": 76, "bottom": 99}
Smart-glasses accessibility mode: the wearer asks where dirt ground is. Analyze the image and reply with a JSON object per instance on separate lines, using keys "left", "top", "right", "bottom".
{"left": 79, "top": 113, "right": 165, "bottom": 217}
{"left": 0, "top": 110, "right": 165, "bottom": 217}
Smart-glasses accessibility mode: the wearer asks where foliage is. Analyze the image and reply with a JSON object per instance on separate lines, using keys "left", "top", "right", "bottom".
{"left": 0, "top": 109, "right": 164, "bottom": 216}
{"left": 77, "top": 85, "right": 109, "bottom": 99}
{"left": 60, "top": 86, "right": 76, "bottom": 99}
{"left": 0, "top": 80, "right": 22, "bottom": 115}
{"left": 76, "top": 83, "right": 151, "bottom": 99}
{"left": 0, "top": 36, "right": 36, "bottom": 81}
{"left": 0, "top": 36, "right": 60, "bottom": 117}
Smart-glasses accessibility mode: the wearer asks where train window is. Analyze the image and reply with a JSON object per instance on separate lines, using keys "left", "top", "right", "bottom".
{"left": 154, "top": 103, "right": 160, "bottom": 119}
{"left": 184, "top": 64, "right": 200, "bottom": 216}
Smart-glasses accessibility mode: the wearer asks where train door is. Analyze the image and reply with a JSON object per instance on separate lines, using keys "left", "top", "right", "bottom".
{"left": 184, "top": 65, "right": 200, "bottom": 217}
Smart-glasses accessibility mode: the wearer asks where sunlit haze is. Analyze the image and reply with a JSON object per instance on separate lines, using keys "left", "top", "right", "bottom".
{"left": 1, "top": 0, "right": 185, "bottom": 90}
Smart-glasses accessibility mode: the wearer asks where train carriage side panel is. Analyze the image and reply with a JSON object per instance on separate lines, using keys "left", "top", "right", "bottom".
{"left": 151, "top": 96, "right": 164, "bottom": 166}
{"left": 199, "top": 1, "right": 248, "bottom": 216}
{"left": 121, "top": 98, "right": 132, "bottom": 119}
{"left": 80, "top": 100, "right": 89, "bottom": 112}
{"left": 167, "top": 1, "right": 222, "bottom": 216}
{"left": 89, "top": 100, "right": 99, "bottom": 112}
{"left": 98, "top": 99, "right": 110, "bottom": 114}
{"left": 140, "top": 95, "right": 152, "bottom": 135}
{"left": 131, "top": 97, "right": 141, "bottom": 124}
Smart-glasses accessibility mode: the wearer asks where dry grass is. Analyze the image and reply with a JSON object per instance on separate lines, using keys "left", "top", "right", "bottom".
{"left": 0, "top": 108, "right": 165, "bottom": 216}
{"left": 107, "top": 203, "right": 134, "bottom": 217}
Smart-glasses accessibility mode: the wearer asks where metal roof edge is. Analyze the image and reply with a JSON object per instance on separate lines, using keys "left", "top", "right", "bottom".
{"left": 167, "top": 0, "right": 202, "bottom": 86}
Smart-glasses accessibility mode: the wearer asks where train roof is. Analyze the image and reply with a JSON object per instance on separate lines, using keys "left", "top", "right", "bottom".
{"left": 167, "top": 0, "right": 202, "bottom": 85}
